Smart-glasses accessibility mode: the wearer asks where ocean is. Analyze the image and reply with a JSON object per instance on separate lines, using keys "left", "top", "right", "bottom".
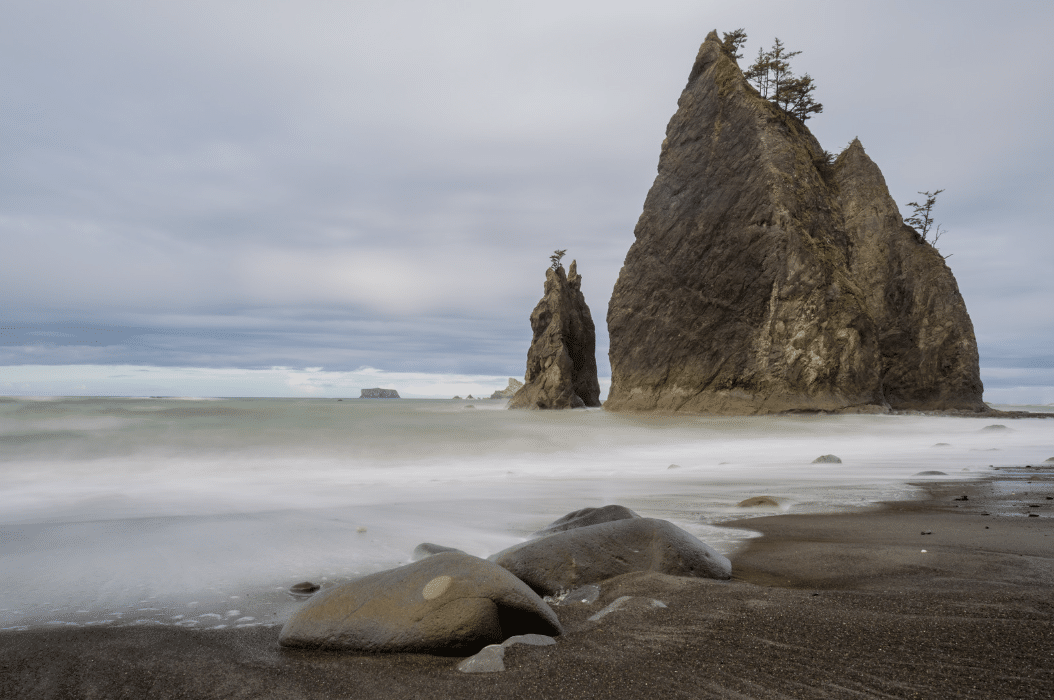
{"left": 1, "top": 396, "right": 1051, "bottom": 633}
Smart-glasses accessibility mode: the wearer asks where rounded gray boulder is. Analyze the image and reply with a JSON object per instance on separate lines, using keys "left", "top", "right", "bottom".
{"left": 279, "top": 552, "right": 562, "bottom": 654}
{"left": 491, "top": 518, "right": 731, "bottom": 596}
{"left": 531, "top": 504, "right": 641, "bottom": 538}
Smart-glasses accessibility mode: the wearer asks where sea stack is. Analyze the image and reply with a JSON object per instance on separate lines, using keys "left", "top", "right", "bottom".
{"left": 605, "top": 30, "right": 984, "bottom": 414}
{"left": 509, "top": 261, "right": 601, "bottom": 409}
{"left": 360, "top": 388, "right": 400, "bottom": 399}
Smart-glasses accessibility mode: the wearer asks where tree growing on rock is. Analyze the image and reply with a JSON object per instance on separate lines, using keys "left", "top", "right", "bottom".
{"left": 744, "top": 37, "right": 822, "bottom": 121}
{"left": 550, "top": 249, "right": 567, "bottom": 270}
{"left": 905, "top": 190, "right": 947, "bottom": 246}
{"left": 720, "top": 28, "right": 748, "bottom": 60}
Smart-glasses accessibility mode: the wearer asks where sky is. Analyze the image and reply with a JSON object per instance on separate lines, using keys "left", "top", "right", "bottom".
{"left": 2, "top": 0, "right": 1052, "bottom": 401}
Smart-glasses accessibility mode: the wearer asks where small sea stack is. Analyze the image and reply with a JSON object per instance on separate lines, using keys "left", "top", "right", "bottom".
{"left": 509, "top": 260, "right": 601, "bottom": 410}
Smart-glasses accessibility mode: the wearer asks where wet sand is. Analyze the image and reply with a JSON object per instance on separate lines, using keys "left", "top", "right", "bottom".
{"left": 2, "top": 466, "right": 1051, "bottom": 699}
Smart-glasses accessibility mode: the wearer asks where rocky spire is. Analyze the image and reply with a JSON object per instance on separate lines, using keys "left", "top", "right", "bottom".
{"left": 605, "top": 31, "right": 983, "bottom": 413}
{"left": 509, "top": 260, "right": 601, "bottom": 410}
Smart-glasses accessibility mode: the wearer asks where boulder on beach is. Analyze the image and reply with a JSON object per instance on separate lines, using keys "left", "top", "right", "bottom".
{"left": 813, "top": 454, "right": 842, "bottom": 464}
{"left": 605, "top": 31, "right": 984, "bottom": 414}
{"left": 490, "top": 517, "right": 731, "bottom": 596}
{"left": 736, "top": 496, "right": 781, "bottom": 507}
{"left": 411, "top": 543, "right": 467, "bottom": 561}
{"left": 360, "top": 388, "right": 400, "bottom": 399}
{"left": 508, "top": 261, "right": 601, "bottom": 410}
{"left": 279, "top": 552, "right": 563, "bottom": 654}
{"left": 531, "top": 505, "right": 641, "bottom": 538}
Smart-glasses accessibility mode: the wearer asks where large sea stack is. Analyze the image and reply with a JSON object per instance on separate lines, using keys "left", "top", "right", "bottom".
{"left": 605, "top": 31, "right": 984, "bottom": 414}
{"left": 509, "top": 261, "right": 601, "bottom": 409}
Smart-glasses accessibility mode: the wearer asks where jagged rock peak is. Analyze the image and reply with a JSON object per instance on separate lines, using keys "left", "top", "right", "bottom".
{"left": 605, "top": 31, "right": 983, "bottom": 415}
{"left": 509, "top": 261, "right": 601, "bottom": 410}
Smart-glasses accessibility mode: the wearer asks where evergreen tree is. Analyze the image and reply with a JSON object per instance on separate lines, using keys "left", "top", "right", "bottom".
{"left": 745, "top": 47, "right": 771, "bottom": 99}
{"left": 721, "top": 28, "right": 748, "bottom": 60}
{"left": 905, "top": 190, "right": 946, "bottom": 244}
{"left": 744, "top": 37, "right": 822, "bottom": 121}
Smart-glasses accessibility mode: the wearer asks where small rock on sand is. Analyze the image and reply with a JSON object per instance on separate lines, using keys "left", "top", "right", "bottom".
{"left": 914, "top": 471, "right": 947, "bottom": 476}
{"left": 289, "top": 581, "right": 320, "bottom": 594}
{"left": 812, "top": 454, "right": 842, "bottom": 464}
{"left": 736, "top": 496, "right": 781, "bottom": 507}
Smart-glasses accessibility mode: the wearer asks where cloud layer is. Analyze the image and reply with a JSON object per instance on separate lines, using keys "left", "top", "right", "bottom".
{"left": 2, "top": 1, "right": 1052, "bottom": 400}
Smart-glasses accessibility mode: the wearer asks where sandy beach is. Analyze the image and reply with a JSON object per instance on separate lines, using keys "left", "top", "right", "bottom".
{"left": 3, "top": 465, "right": 1051, "bottom": 700}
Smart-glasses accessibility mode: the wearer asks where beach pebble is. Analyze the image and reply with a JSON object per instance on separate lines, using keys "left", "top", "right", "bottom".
{"left": 667, "top": 464, "right": 681, "bottom": 469}
{"left": 981, "top": 424, "right": 1010, "bottom": 431}
{"left": 457, "top": 644, "right": 505, "bottom": 673}
{"left": 812, "top": 454, "right": 842, "bottom": 463}
{"left": 736, "top": 496, "right": 780, "bottom": 507}
{"left": 491, "top": 517, "right": 731, "bottom": 596}
{"left": 531, "top": 505, "right": 641, "bottom": 538}
{"left": 411, "top": 543, "right": 467, "bottom": 561}
{"left": 279, "top": 552, "right": 562, "bottom": 654}
{"left": 914, "top": 471, "right": 947, "bottom": 476}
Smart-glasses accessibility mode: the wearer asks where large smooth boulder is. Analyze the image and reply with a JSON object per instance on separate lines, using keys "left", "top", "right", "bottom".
{"left": 279, "top": 552, "right": 562, "bottom": 654}
{"left": 508, "top": 261, "right": 601, "bottom": 410}
{"left": 605, "top": 30, "right": 984, "bottom": 414}
{"left": 531, "top": 505, "right": 641, "bottom": 538}
{"left": 490, "top": 518, "right": 731, "bottom": 596}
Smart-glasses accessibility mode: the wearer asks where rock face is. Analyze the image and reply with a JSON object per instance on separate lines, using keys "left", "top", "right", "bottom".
{"left": 605, "top": 30, "right": 984, "bottom": 414}
{"left": 508, "top": 261, "right": 601, "bottom": 410}
{"left": 360, "top": 388, "right": 400, "bottom": 399}
{"left": 489, "top": 517, "right": 731, "bottom": 596}
{"left": 490, "top": 378, "right": 524, "bottom": 399}
{"left": 279, "top": 552, "right": 562, "bottom": 654}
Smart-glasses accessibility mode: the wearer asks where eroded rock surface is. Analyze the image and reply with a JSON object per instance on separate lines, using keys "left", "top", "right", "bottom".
{"left": 509, "top": 262, "right": 601, "bottom": 410}
{"left": 490, "top": 517, "right": 731, "bottom": 596}
{"left": 279, "top": 552, "right": 562, "bottom": 654}
{"left": 606, "top": 31, "right": 984, "bottom": 414}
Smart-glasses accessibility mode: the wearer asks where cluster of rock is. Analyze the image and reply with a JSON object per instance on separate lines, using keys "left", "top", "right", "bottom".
{"left": 508, "top": 261, "right": 601, "bottom": 410}
{"left": 279, "top": 505, "right": 730, "bottom": 661}
{"left": 605, "top": 31, "right": 985, "bottom": 414}
{"left": 360, "top": 388, "right": 400, "bottom": 399}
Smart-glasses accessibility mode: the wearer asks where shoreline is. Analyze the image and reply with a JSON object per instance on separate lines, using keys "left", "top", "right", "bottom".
{"left": 2, "top": 469, "right": 1051, "bottom": 699}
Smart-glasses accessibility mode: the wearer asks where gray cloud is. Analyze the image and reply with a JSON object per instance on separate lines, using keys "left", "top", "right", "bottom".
{"left": 2, "top": 1, "right": 1052, "bottom": 398}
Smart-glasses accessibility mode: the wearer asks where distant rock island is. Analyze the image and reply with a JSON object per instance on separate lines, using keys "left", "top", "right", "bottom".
{"left": 605, "top": 31, "right": 984, "bottom": 415}
{"left": 360, "top": 388, "right": 400, "bottom": 399}
{"left": 509, "top": 261, "right": 601, "bottom": 409}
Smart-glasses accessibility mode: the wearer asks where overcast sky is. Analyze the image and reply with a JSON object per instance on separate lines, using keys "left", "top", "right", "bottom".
{"left": 2, "top": 1, "right": 1052, "bottom": 401}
